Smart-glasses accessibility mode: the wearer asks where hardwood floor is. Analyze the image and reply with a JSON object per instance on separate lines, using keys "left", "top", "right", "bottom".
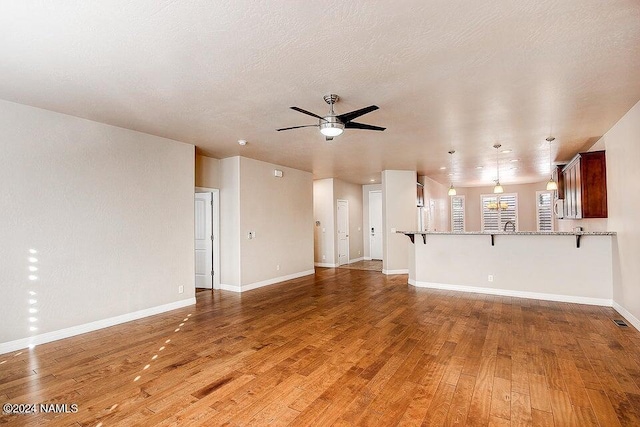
{"left": 337, "top": 260, "right": 382, "bottom": 272}
{"left": 1, "top": 268, "right": 640, "bottom": 426}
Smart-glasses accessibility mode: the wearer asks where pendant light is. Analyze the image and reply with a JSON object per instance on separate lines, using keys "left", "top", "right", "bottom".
{"left": 493, "top": 144, "right": 504, "bottom": 194}
{"left": 447, "top": 150, "right": 457, "bottom": 196}
{"left": 546, "top": 136, "right": 558, "bottom": 191}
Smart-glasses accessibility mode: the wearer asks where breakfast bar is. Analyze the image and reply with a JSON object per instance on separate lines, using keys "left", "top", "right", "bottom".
{"left": 400, "top": 231, "right": 617, "bottom": 305}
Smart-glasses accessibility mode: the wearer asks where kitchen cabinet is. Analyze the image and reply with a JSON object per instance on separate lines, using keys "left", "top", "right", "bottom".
{"left": 552, "top": 165, "right": 566, "bottom": 200}
{"left": 561, "top": 150, "right": 607, "bottom": 219}
{"left": 417, "top": 182, "right": 424, "bottom": 207}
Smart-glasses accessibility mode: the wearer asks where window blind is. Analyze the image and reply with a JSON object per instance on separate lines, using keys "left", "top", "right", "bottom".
{"left": 481, "top": 193, "right": 518, "bottom": 232}
{"left": 536, "top": 191, "right": 554, "bottom": 231}
{"left": 451, "top": 195, "right": 465, "bottom": 232}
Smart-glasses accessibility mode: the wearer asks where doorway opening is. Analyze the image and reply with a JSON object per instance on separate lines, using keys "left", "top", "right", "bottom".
{"left": 195, "top": 188, "right": 220, "bottom": 290}
{"left": 369, "top": 190, "right": 382, "bottom": 260}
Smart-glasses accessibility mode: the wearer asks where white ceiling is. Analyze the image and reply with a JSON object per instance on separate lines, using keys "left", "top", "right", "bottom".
{"left": 1, "top": 1, "right": 639, "bottom": 186}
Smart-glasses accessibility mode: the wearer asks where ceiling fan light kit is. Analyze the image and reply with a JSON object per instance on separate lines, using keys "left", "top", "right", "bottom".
{"left": 277, "top": 94, "right": 385, "bottom": 141}
{"left": 319, "top": 116, "right": 344, "bottom": 137}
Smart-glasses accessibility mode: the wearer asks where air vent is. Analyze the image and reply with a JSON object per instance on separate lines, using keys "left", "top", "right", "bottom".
{"left": 613, "top": 319, "right": 628, "bottom": 327}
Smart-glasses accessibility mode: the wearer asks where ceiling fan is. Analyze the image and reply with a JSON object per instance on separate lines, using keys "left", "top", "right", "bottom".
{"left": 276, "top": 94, "right": 385, "bottom": 141}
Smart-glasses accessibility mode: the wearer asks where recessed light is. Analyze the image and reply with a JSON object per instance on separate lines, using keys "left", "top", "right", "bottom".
{"left": 510, "top": 159, "right": 519, "bottom": 162}
{"left": 476, "top": 166, "right": 483, "bottom": 169}
{"left": 439, "top": 166, "right": 446, "bottom": 170}
{"left": 238, "top": 139, "right": 247, "bottom": 146}
{"left": 501, "top": 149, "right": 512, "bottom": 153}
{"left": 370, "top": 179, "right": 375, "bottom": 182}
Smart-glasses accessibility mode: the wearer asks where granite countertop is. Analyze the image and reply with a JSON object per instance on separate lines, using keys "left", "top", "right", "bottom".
{"left": 398, "top": 231, "right": 616, "bottom": 236}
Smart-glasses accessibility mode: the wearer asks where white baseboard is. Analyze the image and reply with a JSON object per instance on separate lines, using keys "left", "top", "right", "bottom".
{"left": 383, "top": 269, "right": 409, "bottom": 275}
{"left": 408, "top": 279, "right": 612, "bottom": 307}
{"left": 315, "top": 262, "right": 337, "bottom": 268}
{"left": 349, "top": 257, "right": 364, "bottom": 263}
{"left": 220, "top": 284, "right": 241, "bottom": 292}
{"left": 612, "top": 301, "right": 640, "bottom": 331}
{"left": 242, "top": 269, "right": 315, "bottom": 292}
{"left": 0, "top": 298, "right": 196, "bottom": 355}
{"left": 220, "top": 270, "right": 316, "bottom": 293}
{"left": 364, "top": 257, "right": 372, "bottom": 261}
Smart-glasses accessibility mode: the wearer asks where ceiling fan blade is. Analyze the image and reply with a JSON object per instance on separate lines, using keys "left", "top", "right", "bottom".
{"left": 290, "top": 107, "right": 325, "bottom": 121}
{"left": 337, "top": 105, "right": 379, "bottom": 123}
{"left": 276, "top": 124, "right": 319, "bottom": 131}
{"left": 344, "top": 121, "right": 386, "bottom": 131}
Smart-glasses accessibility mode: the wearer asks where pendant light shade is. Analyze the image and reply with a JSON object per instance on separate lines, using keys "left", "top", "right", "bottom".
{"left": 545, "top": 136, "right": 557, "bottom": 191}
{"left": 447, "top": 150, "right": 456, "bottom": 196}
{"left": 493, "top": 144, "right": 503, "bottom": 194}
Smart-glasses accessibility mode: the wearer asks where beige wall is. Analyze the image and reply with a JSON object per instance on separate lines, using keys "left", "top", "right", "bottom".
{"left": 362, "top": 183, "right": 382, "bottom": 259}
{"left": 454, "top": 182, "right": 548, "bottom": 232}
{"left": 313, "top": 179, "right": 335, "bottom": 265}
{"left": 419, "top": 175, "right": 450, "bottom": 232}
{"left": 598, "top": 99, "right": 640, "bottom": 328}
{"left": 0, "top": 100, "right": 195, "bottom": 346}
{"left": 382, "top": 170, "right": 418, "bottom": 273}
{"left": 239, "top": 157, "right": 314, "bottom": 287}
{"left": 219, "top": 157, "right": 241, "bottom": 287}
{"left": 220, "top": 156, "right": 314, "bottom": 290}
{"left": 333, "top": 179, "right": 364, "bottom": 262}
{"left": 313, "top": 178, "right": 364, "bottom": 265}
{"left": 195, "top": 154, "right": 221, "bottom": 188}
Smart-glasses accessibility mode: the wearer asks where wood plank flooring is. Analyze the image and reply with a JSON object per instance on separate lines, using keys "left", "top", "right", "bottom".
{"left": 1, "top": 268, "right": 640, "bottom": 426}
{"left": 337, "top": 260, "right": 382, "bottom": 272}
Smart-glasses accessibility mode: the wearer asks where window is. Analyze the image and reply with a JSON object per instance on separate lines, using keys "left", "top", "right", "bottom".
{"left": 481, "top": 193, "right": 518, "bottom": 232}
{"left": 536, "top": 191, "right": 554, "bottom": 231}
{"left": 450, "top": 195, "right": 465, "bottom": 232}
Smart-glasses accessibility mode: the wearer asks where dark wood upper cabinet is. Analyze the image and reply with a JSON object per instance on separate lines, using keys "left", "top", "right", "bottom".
{"left": 561, "top": 150, "right": 607, "bottom": 219}
{"left": 553, "top": 165, "right": 566, "bottom": 200}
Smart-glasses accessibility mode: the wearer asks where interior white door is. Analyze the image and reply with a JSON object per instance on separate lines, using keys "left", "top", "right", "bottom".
{"left": 369, "top": 191, "right": 383, "bottom": 260}
{"left": 337, "top": 199, "right": 349, "bottom": 266}
{"left": 195, "top": 192, "right": 213, "bottom": 289}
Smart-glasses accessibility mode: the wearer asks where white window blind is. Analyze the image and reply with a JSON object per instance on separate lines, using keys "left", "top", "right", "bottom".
{"left": 481, "top": 193, "right": 518, "bottom": 232}
{"left": 450, "top": 195, "right": 465, "bottom": 232}
{"left": 536, "top": 191, "right": 554, "bottom": 231}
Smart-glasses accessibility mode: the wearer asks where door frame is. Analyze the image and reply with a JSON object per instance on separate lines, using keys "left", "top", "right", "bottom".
{"left": 336, "top": 199, "right": 350, "bottom": 266}
{"left": 368, "top": 190, "right": 382, "bottom": 260}
{"left": 195, "top": 187, "right": 220, "bottom": 290}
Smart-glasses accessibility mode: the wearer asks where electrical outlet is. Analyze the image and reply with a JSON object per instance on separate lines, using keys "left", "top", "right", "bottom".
{"left": 178, "top": 285, "right": 184, "bottom": 294}
{"left": 487, "top": 275, "right": 494, "bottom": 282}
{"left": 322, "top": 255, "right": 326, "bottom": 260}
{"left": 358, "top": 250, "right": 361, "bottom": 255}
{"left": 276, "top": 264, "right": 280, "bottom": 271}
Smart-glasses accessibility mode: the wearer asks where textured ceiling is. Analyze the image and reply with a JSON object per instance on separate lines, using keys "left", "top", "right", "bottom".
{"left": 1, "top": 1, "right": 639, "bottom": 186}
